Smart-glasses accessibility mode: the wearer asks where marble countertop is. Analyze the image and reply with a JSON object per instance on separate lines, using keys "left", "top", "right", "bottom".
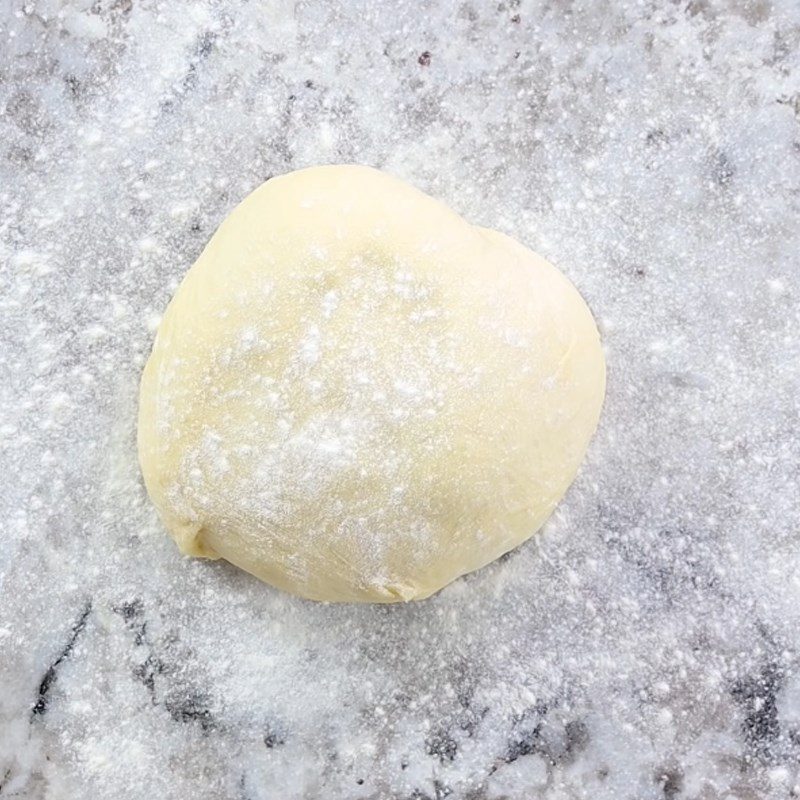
{"left": 2, "top": 1, "right": 800, "bottom": 798}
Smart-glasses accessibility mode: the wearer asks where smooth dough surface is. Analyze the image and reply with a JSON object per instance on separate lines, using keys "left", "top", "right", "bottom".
{"left": 138, "top": 165, "right": 605, "bottom": 603}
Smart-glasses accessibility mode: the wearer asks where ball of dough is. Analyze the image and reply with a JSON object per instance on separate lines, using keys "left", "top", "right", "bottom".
{"left": 138, "top": 165, "right": 605, "bottom": 603}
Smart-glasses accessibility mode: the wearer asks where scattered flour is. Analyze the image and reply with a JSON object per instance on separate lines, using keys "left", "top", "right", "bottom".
{"left": 1, "top": 0, "right": 799, "bottom": 798}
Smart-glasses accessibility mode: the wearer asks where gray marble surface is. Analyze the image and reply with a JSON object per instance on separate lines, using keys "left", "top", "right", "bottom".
{"left": 2, "top": 1, "right": 800, "bottom": 798}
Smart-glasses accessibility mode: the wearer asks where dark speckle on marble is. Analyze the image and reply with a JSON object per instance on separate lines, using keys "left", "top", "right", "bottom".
{"left": 262, "top": 726, "right": 285, "bottom": 749}
{"left": 655, "top": 766, "right": 683, "bottom": 799}
{"left": 165, "top": 690, "right": 215, "bottom": 732}
{"left": 733, "top": 661, "right": 783, "bottom": 761}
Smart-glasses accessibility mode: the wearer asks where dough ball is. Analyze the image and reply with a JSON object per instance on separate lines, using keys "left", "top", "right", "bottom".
{"left": 138, "top": 165, "right": 605, "bottom": 603}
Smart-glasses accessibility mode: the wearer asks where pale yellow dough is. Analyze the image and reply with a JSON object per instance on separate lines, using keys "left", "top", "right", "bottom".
{"left": 138, "top": 165, "right": 605, "bottom": 603}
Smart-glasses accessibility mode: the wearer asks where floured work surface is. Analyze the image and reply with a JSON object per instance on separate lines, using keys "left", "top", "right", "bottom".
{"left": 1, "top": 2, "right": 799, "bottom": 798}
